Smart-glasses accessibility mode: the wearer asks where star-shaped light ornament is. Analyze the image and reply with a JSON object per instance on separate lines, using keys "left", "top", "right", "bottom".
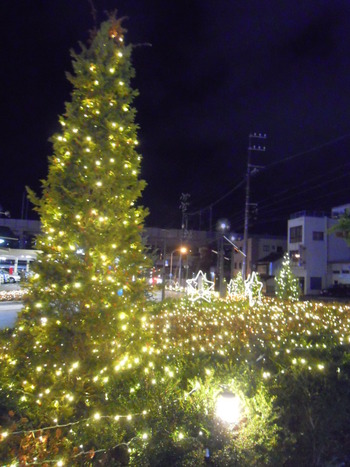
{"left": 186, "top": 270, "right": 214, "bottom": 302}
{"left": 244, "top": 272, "right": 263, "bottom": 306}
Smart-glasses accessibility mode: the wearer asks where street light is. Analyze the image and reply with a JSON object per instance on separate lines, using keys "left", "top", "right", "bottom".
{"left": 169, "top": 246, "right": 187, "bottom": 285}
{"left": 217, "top": 219, "right": 230, "bottom": 298}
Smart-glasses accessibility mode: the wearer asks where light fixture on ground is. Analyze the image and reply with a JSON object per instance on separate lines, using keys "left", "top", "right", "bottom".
{"left": 215, "top": 390, "right": 242, "bottom": 425}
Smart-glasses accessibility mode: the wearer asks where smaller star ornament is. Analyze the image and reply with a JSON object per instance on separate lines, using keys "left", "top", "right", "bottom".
{"left": 186, "top": 270, "right": 214, "bottom": 302}
{"left": 244, "top": 272, "right": 263, "bottom": 306}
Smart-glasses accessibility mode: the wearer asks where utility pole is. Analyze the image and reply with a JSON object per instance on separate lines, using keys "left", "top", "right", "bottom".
{"left": 242, "top": 132, "right": 266, "bottom": 280}
{"left": 180, "top": 193, "right": 190, "bottom": 239}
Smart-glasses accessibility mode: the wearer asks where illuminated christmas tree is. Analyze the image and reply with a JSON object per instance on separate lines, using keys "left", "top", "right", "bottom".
{"left": 26, "top": 15, "right": 149, "bottom": 318}
{"left": 0, "top": 14, "right": 151, "bottom": 463}
{"left": 275, "top": 253, "right": 300, "bottom": 301}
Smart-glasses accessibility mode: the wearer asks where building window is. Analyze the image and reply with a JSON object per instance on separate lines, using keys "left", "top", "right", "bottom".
{"left": 263, "top": 245, "right": 270, "bottom": 252}
{"left": 313, "top": 231, "right": 324, "bottom": 241}
{"left": 310, "top": 277, "right": 322, "bottom": 290}
{"left": 333, "top": 270, "right": 340, "bottom": 274}
{"left": 290, "top": 225, "right": 302, "bottom": 243}
{"left": 239, "top": 262, "right": 242, "bottom": 269}
{"left": 234, "top": 262, "right": 237, "bottom": 269}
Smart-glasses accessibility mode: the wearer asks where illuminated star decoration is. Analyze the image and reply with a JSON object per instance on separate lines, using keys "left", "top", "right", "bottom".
{"left": 244, "top": 272, "right": 263, "bottom": 306}
{"left": 186, "top": 270, "right": 214, "bottom": 302}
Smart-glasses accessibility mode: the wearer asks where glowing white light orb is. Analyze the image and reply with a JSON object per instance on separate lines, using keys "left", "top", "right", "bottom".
{"left": 215, "top": 392, "right": 242, "bottom": 425}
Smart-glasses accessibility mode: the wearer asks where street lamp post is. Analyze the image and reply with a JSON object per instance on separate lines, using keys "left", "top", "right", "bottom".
{"left": 170, "top": 246, "right": 187, "bottom": 285}
{"left": 217, "top": 220, "right": 230, "bottom": 298}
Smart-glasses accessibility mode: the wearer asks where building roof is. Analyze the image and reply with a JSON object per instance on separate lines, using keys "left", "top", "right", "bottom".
{"left": 257, "top": 251, "right": 284, "bottom": 263}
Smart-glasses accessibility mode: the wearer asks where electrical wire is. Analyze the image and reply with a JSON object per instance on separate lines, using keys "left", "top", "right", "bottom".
{"left": 188, "top": 132, "right": 350, "bottom": 215}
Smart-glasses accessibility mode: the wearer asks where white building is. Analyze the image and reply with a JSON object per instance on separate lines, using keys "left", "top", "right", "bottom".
{"left": 288, "top": 204, "right": 350, "bottom": 295}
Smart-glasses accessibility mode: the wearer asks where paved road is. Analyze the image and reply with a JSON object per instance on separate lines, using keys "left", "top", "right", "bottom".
{"left": 0, "top": 288, "right": 180, "bottom": 330}
{"left": 0, "top": 302, "right": 23, "bottom": 329}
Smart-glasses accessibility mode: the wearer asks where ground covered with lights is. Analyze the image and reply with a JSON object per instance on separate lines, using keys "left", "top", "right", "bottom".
{"left": 1, "top": 296, "right": 350, "bottom": 466}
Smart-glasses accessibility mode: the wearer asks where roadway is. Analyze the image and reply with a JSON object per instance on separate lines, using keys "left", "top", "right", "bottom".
{"left": 0, "top": 287, "right": 168, "bottom": 330}
{"left": 0, "top": 301, "right": 23, "bottom": 329}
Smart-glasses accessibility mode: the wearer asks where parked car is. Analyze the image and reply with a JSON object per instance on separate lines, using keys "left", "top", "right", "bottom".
{"left": 320, "top": 284, "right": 350, "bottom": 298}
{"left": 0, "top": 270, "right": 6, "bottom": 284}
{"left": 5, "top": 273, "right": 21, "bottom": 283}
{"left": 0, "top": 269, "right": 21, "bottom": 284}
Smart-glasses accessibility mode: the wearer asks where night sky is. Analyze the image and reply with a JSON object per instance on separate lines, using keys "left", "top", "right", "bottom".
{"left": 1, "top": 0, "right": 350, "bottom": 235}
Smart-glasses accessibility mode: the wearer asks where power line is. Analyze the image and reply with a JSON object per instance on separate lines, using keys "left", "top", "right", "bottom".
{"left": 257, "top": 162, "right": 349, "bottom": 207}
{"left": 187, "top": 178, "right": 245, "bottom": 216}
{"left": 259, "top": 167, "right": 350, "bottom": 213}
{"left": 184, "top": 131, "right": 350, "bottom": 232}
{"left": 265, "top": 132, "right": 350, "bottom": 169}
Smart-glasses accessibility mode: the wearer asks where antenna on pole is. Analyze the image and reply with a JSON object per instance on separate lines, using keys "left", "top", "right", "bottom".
{"left": 242, "top": 132, "right": 267, "bottom": 280}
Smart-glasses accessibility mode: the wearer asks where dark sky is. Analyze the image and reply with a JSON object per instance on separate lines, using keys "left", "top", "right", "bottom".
{"left": 1, "top": 0, "right": 350, "bottom": 235}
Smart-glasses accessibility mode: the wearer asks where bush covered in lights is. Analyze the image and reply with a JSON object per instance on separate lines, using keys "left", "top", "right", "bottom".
{"left": 2, "top": 297, "right": 350, "bottom": 465}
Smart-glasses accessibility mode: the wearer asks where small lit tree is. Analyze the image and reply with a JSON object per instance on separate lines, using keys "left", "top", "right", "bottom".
{"left": 275, "top": 253, "right": 300, "bottom": 301}
{"left": 227, "top": 271, "right": 245, "bottom": 300}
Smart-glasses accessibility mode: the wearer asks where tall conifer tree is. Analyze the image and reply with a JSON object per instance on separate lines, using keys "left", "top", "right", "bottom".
{"left": 1, "top": 14, "right": 150, "bottom": 462}
{"left": 25, "top": 14, "right": 149, "bottom": 323}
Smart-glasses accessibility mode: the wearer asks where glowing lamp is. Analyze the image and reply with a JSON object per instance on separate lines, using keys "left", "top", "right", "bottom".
{"left": 215, "top": 391, "right": 242, "bottom": 425}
